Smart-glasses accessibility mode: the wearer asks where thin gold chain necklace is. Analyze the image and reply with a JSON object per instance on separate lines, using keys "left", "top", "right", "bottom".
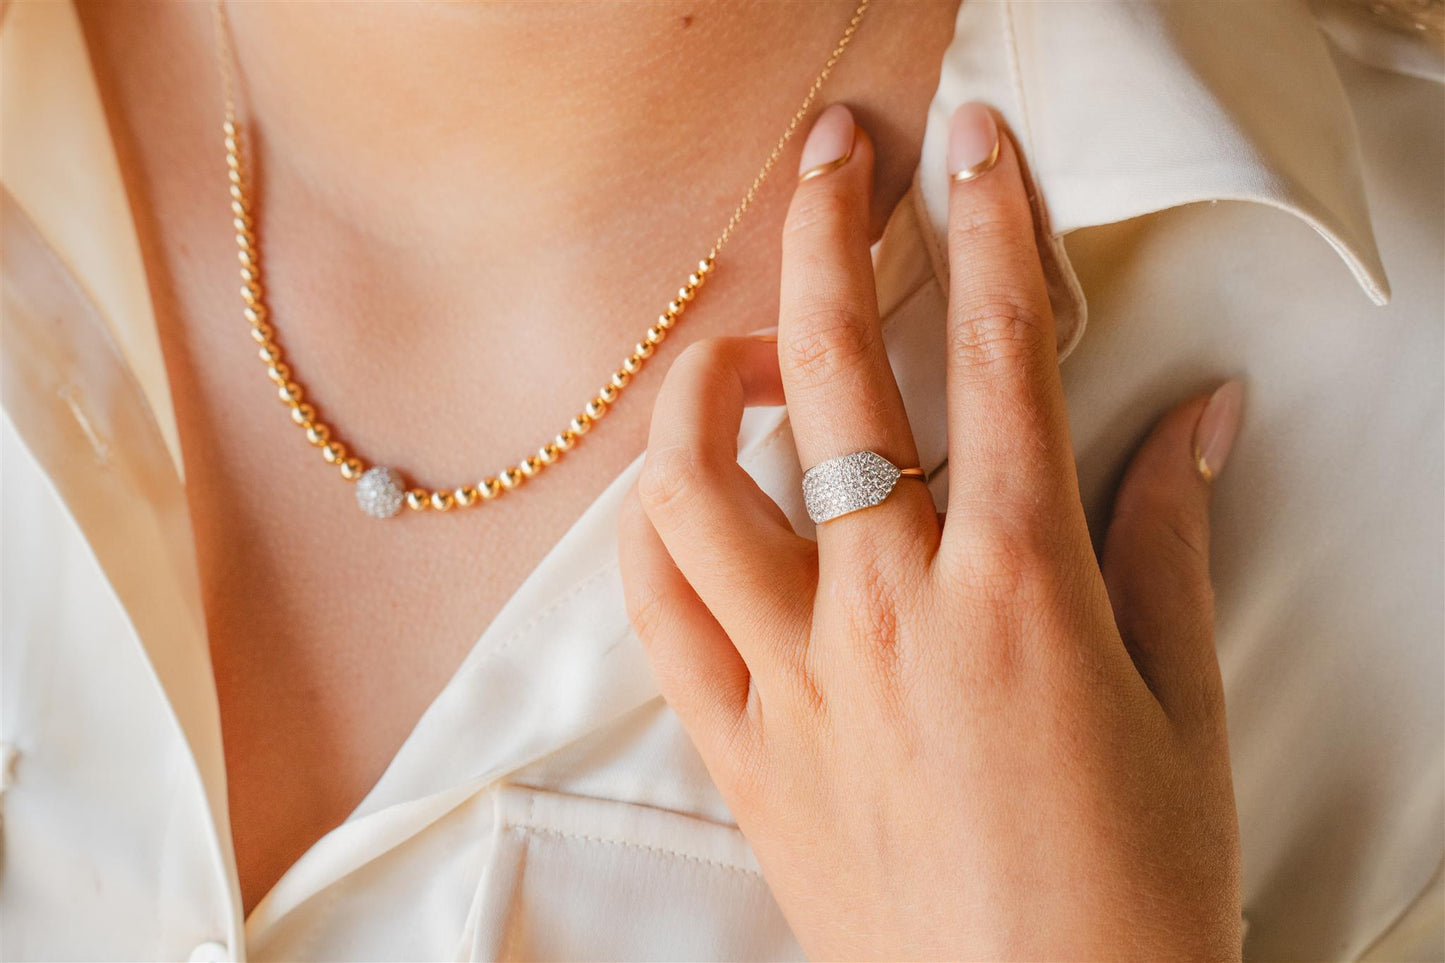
{"left": 211, "top": 0, "right": 871, "bottom": 519}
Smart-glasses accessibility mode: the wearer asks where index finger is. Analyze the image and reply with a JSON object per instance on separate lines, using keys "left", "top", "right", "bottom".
{"left": 940, "top": 103, "right": 1079, "bottom": 541}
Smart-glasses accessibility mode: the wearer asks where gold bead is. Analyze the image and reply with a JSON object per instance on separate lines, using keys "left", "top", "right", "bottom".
{"left": 340, "top": 457, "right": 364, "bottom": 480}
{"left": 306, "top": 424, "right": 331, "bottom": 446}
{"left": 518, "top": 456, "right": 542, "bottom": 478}
{"left": 610, "top": 370, "right": 631, "bottom": 389}
{"left": 499, "top": 467, "right": 524, "bottom": 490}
{"left": 229, "top": 183, "right": 244, "bottom": 202}
{"left": 667, "top": 299, "right": 685, "bottom": 317}
{"left": 538, "top": 443, "right": 561, "bottom": 465}
{"left": 278, "top": 381, "right": 303, "bottom": 404}
{"left": 430, "top": 490, "right": 454, "bottom": 512}
{"left": 598, "top": 384, "right": 619, "bottom": 404}
{"left": 657, "top": 313, "right": 676, "bottom": 331}
{"left": 480, "top": 477, "right": 502, "bottom": 500}
{"left": 223, "top": 119, "right": 238, "bottom": 137}
{"left": 230, "top": 199, "right": 248, "bottom": 219}
{"left": 645, "top": 325, "right": 667, "bottom": 345}
{"left": 232, "top": 215, "right": 252, "bottom": 233}
{"left": 678, "top": 285, "right": 695, "bottom": 302}
{"left": 227, "top": 168, "right": 243, "bottom": 186}
{"left": 554, "top": 430, "right": 578, "bottom": 452}
{"left": 454, "top": 485, "right": 478, "bottom": 507}
{"left": 698, "top": 256, "right": 716, "bottom": 275}
{"left": 634, "top": 341, "right": 655, "bottom": 359}
{"left": 236, "top": 230, "right": 257, "bottom": 251}
{"left": 243, "top": 304, "right": 267, "bottom": 325}
{"left": 687, "top": 272, "right": 705, "bottom": 289}
{"left": 239, "top": 265, "right": 259, "bottom": 286}
{"left": 290, "top": 402, "right": 316, "bottom": 425}
{"left": 238, "top": 249, "right": 256, "bottom": 269}
{"left": 321, "top": 442, "right": 347, "bottom": 464}
{"left": 266, "top": 363, "right": 291, "bottom": 386}
{"left": 249, "top": 323, "right": 273, "bottom": 344}
{"left": 258, "top": 343, "right": 281, "bottom": 364}
{"left": 406, "top": 489, "right": 430, "bottom": 511}
{"left": 585, "top": 398, "right": 608, "bottom": 419}
{"left": 622, "top": 355, "right": 643, "bottom": 374}
{"left": 570, "top": 414, "right": 593, "bottom": 436}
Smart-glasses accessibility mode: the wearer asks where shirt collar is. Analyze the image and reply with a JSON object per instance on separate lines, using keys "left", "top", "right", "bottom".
{"left": 912, "top": 0, "right": 1392, "bottom": 346}
{"left": 1, "top": 0, "right": 184, "bottom": 472}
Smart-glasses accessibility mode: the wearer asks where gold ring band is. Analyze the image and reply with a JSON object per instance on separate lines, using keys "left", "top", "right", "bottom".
{"left": 898, "top": 467, "right": 927, "bottom": 480}
{"left": 950, "top": 136, "right": 1001, "bottom": 183}
{"left": 798, "top": 135, "right": 856, "bottom": 184}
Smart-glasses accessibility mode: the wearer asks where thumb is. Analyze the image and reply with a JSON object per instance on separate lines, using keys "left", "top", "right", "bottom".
{"left": 1102, "top": 380, "right": 1244, "bottom": 727}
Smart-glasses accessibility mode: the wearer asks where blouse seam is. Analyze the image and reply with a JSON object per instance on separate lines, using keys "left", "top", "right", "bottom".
{"left": 1002, "top": 1, "right": 1036, "bottom": 159}
{"left": 518, "top": 825, "right": 762, "bottom": 879}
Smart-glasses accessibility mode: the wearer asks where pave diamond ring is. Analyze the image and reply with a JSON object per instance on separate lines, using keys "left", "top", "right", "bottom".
{"left": 801, "top": 451, "right": 927, "bottom": 524}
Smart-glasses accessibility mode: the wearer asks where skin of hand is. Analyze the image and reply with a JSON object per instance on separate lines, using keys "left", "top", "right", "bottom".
{"left": 617, "top": 101, "right": 1245, "bottom": 961}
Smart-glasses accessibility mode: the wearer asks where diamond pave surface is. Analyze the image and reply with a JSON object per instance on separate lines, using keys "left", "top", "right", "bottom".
{"left": 802, "top": 450, "right": 903, "bottom": 524}
{"left": 355, "top": 467, "right": 406, "bottom": 519}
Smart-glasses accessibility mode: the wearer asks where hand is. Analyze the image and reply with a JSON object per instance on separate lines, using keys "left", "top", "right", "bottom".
{"left": 618, "top": 101, "right": 1244, "bottom": 961}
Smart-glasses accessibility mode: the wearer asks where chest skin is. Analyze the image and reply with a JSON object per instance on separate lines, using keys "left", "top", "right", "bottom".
{"left": 75, "top": 0, "right": 959, "bottom": 913}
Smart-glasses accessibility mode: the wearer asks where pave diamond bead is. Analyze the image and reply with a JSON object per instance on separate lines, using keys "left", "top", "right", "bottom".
{"left": 355, "top": 466, "right": 406, "bottom": 519}
{"left": 801, "top": 450, "right": 903, "bottom": 524}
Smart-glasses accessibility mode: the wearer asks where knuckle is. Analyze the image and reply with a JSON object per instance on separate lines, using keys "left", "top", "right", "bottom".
{"left": 836, "top": 556, "right": 906, "bottom": 652}
{"left": 948, "top": 297, "right": 1052, "bottom": 373}
{"left": 637, "top": 443, "right": 711, "bottom": 518}
{"left": 1111, "top": 503, "right": 1214, "bottom": 592}
{"left": 956, "top": 514, "right": 1063, "bottom": 602}
{"left": 948, "top": 194, "right": 1030, "bottom": 248}
{"left": 781, "top": 304, "right": 879, "bottom": 389}
{"left": 719, "top": 731, "right": 776, "bottom": 812}
{"left": 1154, "top": 512, "right": 1211, "bottom": 570}
{"left": 624, "top": 575, "right": 674, "bottom": 648}
{"left": 669, "top": 337, "right": 729, "bottom": 385}
{"left": 784, "top": 185, "right": 854, "bottom": 240}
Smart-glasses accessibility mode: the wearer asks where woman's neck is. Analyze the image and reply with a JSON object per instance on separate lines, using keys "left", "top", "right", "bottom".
{"left": 81, "top": 0, "right": 958, "bottom": 480}
{"left": 225, "top": 1, "right": 883, "bottom": 274}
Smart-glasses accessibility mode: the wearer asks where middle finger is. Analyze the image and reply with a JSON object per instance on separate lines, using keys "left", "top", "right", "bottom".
{"left": 778, "top": 104, "right": 937, "bottom": 556}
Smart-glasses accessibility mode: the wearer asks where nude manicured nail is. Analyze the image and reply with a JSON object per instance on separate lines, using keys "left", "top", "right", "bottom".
{"left": 798, "top": 103, "right": 855, "bottom": 180}
{"left": 1194, "top": 379, "right": 1245, "bottom": 482}
{"left": 947, "top": 102, "right": 1000, "bottom": 180}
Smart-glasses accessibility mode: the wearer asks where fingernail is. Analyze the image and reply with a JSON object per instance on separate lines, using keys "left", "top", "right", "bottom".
{"left": 798, "top": 103, "right": 855, "bottom": 181}
{"left": 1194, "top": 379, "right": 1245, "bottom": 482}
{"left": 948, "top": 102, "right": 1001, "bottom": 181}
{"left": 747, "top": 325, "right": 778, "bottom": 343}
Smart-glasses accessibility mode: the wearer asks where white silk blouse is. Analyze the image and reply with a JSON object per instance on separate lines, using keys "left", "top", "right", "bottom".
{"left": 2, "top": 1, "right": 1442, "bottom": 960}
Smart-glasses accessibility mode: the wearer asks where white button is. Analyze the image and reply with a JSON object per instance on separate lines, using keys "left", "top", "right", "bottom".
{"left": 188, "top": 940, "right": 229, "bottom": 962}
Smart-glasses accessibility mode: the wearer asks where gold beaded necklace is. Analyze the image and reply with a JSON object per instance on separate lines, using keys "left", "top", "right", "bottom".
{"left": 212, "top": 0, "right": 870, "bottom": 519}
